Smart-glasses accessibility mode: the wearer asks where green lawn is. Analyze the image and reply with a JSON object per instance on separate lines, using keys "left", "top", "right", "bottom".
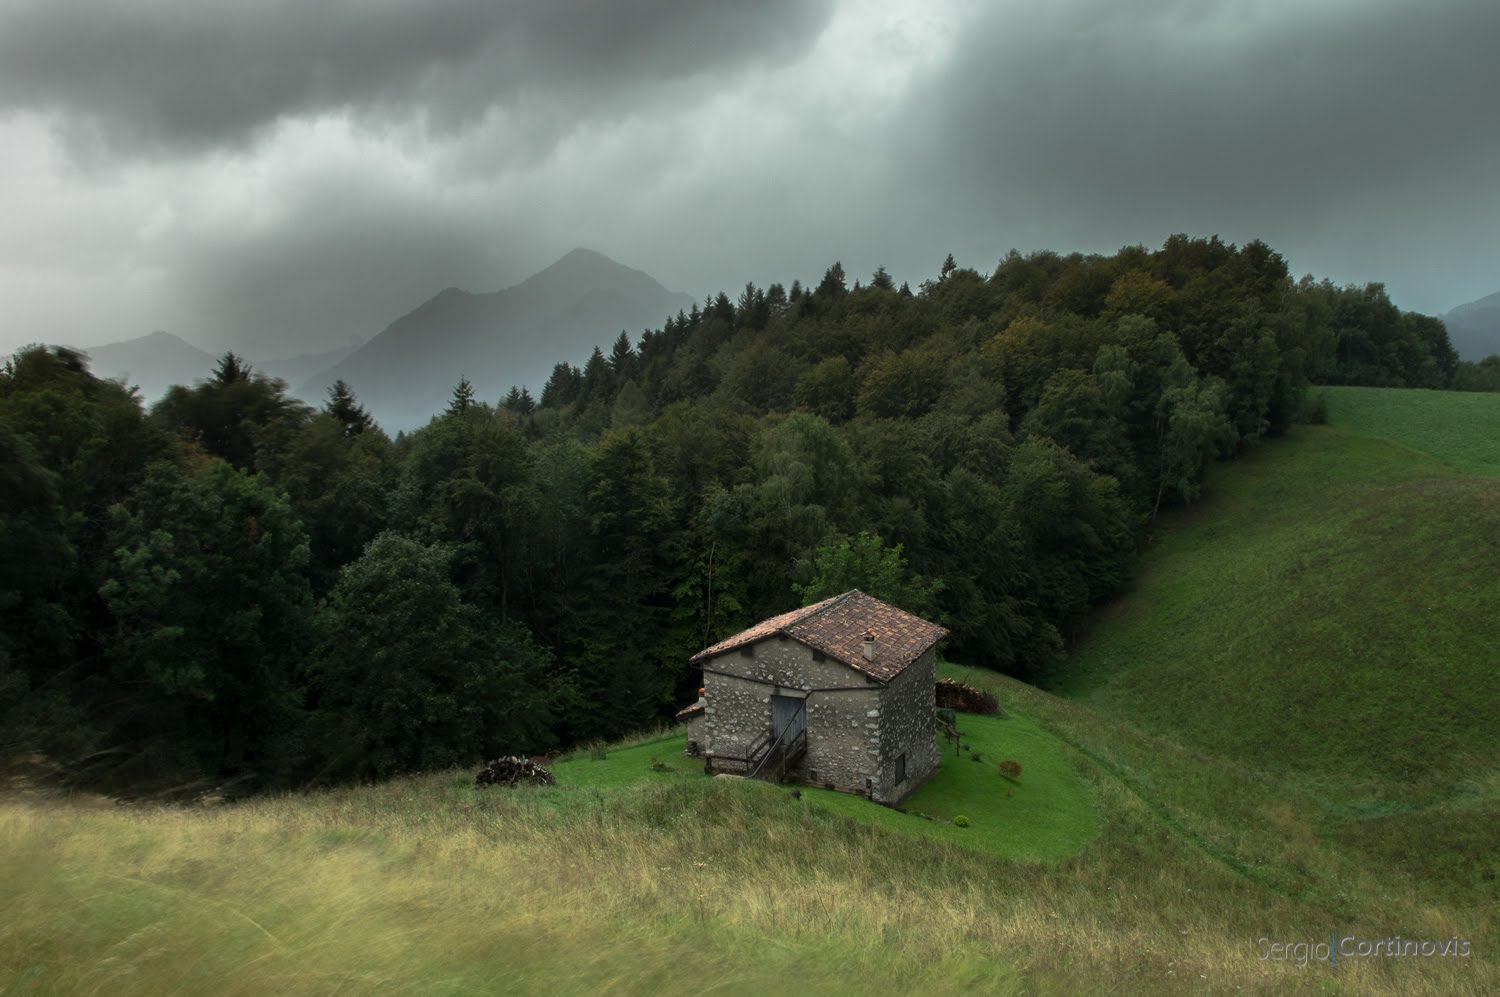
{"left": 553, "top": 711, "right": 1100, "bottom": 862}
{"left": 799, "top": 712, "right": 1099, "bottom": 861}
{"left": 1320, "top": 384, "right": 1500, "bottom": 475}
{"left": 551, "top": 730, "right": 695, "bottom": 788}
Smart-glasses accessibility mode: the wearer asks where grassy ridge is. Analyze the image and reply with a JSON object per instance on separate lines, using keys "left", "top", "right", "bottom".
{"left": 1058, "top": 423, "right": 1500, "bottom": 808}
{"left": 1319, "top": 385, "right": 1500, "bottom": 474}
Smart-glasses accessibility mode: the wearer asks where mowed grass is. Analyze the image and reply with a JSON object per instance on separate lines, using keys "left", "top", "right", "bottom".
{"left": 1319, "top": 385, "right": 1500, "bottom": 475}
{"left": 802, "top": 712, "right": 1098, "bottom": 861}
{"left": 1056, "top": 420, "right": 1500, "bottom": 809}
{"left": 555, "top": 712, "right": 1099, "bottom": 862}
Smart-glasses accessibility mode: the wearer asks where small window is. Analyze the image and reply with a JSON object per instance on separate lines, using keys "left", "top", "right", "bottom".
{"left": 739, "top": 645, "right": 755, "bottom": 658}
{"left": 812, "top": 650, "right": 826, "bottom": 663}
{"left": 894, "top": 753, "right": 907, "bottom": 785}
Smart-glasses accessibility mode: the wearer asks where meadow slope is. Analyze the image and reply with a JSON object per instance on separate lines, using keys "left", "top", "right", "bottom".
{"left": 1058, "top": 413, "right": 1500, "bottom": 809}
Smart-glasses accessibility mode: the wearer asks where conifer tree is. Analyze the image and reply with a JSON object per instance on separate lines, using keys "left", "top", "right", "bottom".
{"left": 608, "top": 331, "right": 637, "bottom": 382}
{"left": 816, "top": 262, "right": 848, "bottom": 298}
{"left": 448, "top": 377, "right": 476, "bottom": 416}
{"left": 324, "top": 380, "right": 373, "bottom": 437}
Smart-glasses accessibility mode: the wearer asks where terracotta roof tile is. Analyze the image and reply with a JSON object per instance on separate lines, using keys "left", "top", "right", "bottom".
{"left": 674, "top": 701, "right": 704, "bottom": 721}
{"left": 689, "top": 590, "right": 947, "bottom": 682}
{"left": 688, "top": 593, "right": 843, "bottom": 663}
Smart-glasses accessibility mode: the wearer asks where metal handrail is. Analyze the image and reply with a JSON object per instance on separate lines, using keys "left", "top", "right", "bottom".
{"left": 748, "top": 699, "right": 807, "bottom": 780}
{"left": 775, "top": 727, "right": 808, "bottom": 780}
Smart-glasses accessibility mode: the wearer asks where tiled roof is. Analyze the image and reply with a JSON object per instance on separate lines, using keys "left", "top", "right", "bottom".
{"left": 689, "top": 590, "right": 948, "bottom": 682}
{"left": 688, "top": 593, "right": 843, "bottom": 663}
{"left": 674, "top": 701, "right": 704, "bottom": 721}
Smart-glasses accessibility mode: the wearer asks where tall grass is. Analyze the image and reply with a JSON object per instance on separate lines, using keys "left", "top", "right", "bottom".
{"left": 3, "top": 753, "right": 1493, "bottom": 995}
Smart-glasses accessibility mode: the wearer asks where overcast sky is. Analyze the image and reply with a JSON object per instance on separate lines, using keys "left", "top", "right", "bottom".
{"left": 2, "top": 0, "right": 1496, "bottom": 359}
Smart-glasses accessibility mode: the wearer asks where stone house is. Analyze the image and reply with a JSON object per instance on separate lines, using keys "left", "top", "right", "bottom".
{"left": 676, "top": 590, "right": 947, "bottom": 804}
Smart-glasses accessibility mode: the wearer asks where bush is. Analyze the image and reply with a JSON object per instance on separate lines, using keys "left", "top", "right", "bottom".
{"left": 970, "top": 752, "right": 983, "bottom": 762}
{"left": 954, "top": 815, "right": 970, "bottom": 827}
{"left": 998, "top": 759, "right": 1022, "bottom": 780}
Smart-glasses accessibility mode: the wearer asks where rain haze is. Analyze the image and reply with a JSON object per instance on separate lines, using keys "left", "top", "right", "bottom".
{"left": 2, "top": 0, "right": 1497, "bottom": 361}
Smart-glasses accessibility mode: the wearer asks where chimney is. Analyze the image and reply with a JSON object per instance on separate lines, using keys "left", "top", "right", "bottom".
{"left": 861, "top": 630, "right": 876, "bottom": 662}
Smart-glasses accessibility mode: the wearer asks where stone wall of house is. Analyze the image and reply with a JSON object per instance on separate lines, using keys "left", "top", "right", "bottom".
{"left": 699, "top": 636, "right": 880, "bottom": 789}
{"left": 799, "top": 683, "right": 883, "bottom": 795}
{"left": 873, "top": 647, "right": 939, "bottom": 803}
{"left": 683, "top": 712, "right": 705, "bottom": 756}
{"left": 697, "top": 636, "right": 937, "bottom": 799}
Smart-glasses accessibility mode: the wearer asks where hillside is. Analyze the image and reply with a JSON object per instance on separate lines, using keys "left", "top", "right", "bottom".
{"left": 1319, "top": 385, "right": 1500, "bottom": 474}
{"left": 301, "top": 248, "right": 695, "bottom": 430}
{"left": 5, "top": 672, "right": 1493, "bottom": 995}
{"left": 1057, "top": 388, "right": 1500, "bottom": 810}
{"left": 1442, "top": 290, "right": 1500, "bottom": 360}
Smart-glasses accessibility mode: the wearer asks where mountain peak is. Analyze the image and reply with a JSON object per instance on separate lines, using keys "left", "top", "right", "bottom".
{"left": 558, "top": 247, "right": 613, "bottom": 265}
{"left": 94, "top": 328, "right": 204, "bottom": 352}
{"left": 79, "top": 329, "right": 218, "bottom": 402}
{"left": 516, "top": 247, "right": 679, "bottom": 302}
{"left": 303, "top": 249, "right": 695, "bottom": 430}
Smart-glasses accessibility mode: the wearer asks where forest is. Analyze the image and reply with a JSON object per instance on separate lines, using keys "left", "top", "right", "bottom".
{"left": 0, "top": 235, "right": 1465, "bottom": 793}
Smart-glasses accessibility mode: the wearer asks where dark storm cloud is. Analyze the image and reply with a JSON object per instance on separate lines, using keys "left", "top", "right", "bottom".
{"left": 891, "top": 0, "right": 1500, "bottom": 308}
{"left": 0, "top": 0, "right": 834, "bottom": 159}
{"left": 2, "top": 0, "right": 1495, "bottom": 362}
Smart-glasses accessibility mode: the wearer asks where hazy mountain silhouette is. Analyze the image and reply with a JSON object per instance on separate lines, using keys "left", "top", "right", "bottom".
{"left": 78, "top": 331, "right": 361, "bottom": 406}
{"left": 301, "top": 248, "right": 695, "bottom": 430}
{"left": 259, "top": 342, "right": 362, "bottom": 396}
{"left": 82, "top": 330, "right": 217, "bottom": 402}
{"left": 1442, "top": 290, "right": 1500, "bottom": 360}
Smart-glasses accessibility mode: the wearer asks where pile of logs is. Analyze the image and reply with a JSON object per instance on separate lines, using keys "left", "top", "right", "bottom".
{"left": 474, "top": 756, "right": 555, "bottom": 788}
{"left": 935, "top": 678, "right": 1002, "bottom": 715}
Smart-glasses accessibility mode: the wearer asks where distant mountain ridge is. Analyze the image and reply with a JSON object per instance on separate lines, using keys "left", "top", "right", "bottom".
{"left": 300, "top": 248, "right": 695, "bottom": 430}
{"left": 258, "top": 343, "right": 362, "bottom": 393}
{"left": 1442, "top": 290, "right": 1500, "bottom": 361}
{"left": 74, "top": 331, "right": 361, "bottom": 405}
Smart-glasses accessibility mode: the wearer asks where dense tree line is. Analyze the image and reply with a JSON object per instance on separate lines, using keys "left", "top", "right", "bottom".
{"left": 0, "top": 235, "right": 1461, "bottom": 792}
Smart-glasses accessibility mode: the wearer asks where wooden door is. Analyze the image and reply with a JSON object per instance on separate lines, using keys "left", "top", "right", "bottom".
{"left": 770, "top": 695, "right": 806, "bottom": 743}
